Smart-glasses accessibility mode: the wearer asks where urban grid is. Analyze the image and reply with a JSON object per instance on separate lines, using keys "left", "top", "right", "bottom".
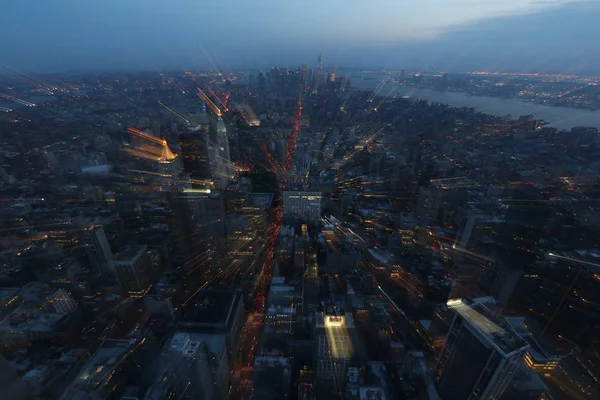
{"left": 0, "top": 52, "right": 599, "bottom": 400}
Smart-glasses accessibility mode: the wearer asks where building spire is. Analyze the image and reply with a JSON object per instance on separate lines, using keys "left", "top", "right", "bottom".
{"left": 160, "top": 139, "right": 176, "bottom": 161}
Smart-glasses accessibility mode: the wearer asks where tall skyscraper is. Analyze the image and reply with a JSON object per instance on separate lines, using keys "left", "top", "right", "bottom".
{"left": 434, "top": 298, "right": 530, "bottom": 400}
{"left": 300, "top": 62, "right": 310, "bottom": 88}
{"left": 112, "top": 245, "right": 153, "bottom": 297}
{"left": 156, "top": 139, "right": 183, "bottom": 188}
{"left": 79, "top": 224, "right": 113, "bottom": 275}
{"left": 178, "top": 131, "right": 211, "bottom": 182}
{"left": 313, "top": 53, "right": 324, "bottom": 93}
{"left": 208, "top": 113, "right": 232, "bottom": 190}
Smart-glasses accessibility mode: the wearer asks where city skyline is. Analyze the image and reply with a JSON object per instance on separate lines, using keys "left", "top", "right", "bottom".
{"left": 1, "top": 2, "right": 600, "bottom": 399}
{"left": 1, "top": 1, "right": 599, "bottom": 74}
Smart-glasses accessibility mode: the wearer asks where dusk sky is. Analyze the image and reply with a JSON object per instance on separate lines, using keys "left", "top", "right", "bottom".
{"left": 1, "top": 0, "right": 598, "bottom": 73}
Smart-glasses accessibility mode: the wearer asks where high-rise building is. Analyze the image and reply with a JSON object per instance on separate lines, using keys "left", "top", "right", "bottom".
{"left": 434, "top": 298, "right": 530, "bottom": 400}
{"left": 178, "top": 131, "right": 212, "bottom": 183}
{"left": 208, "top": 114, "right": 232, "bottom": 190}
{"left": 112, "top": 245, "right": 153, "bottom": 297}
{"left": 157, "top": 139, "right": 182, "bottom": 180}
{"left": 283, "top": 191, "right": 322, "bottom": 224}
{"left": 79, "top": 224, "right": 113, "bottom": 275}
{"left": 313, "top": 53, "right": 324, "bottom": 93}
{"left": 506, "top": 250, "right": 600, "bottom": 348}
{"left": 146, "top": 332, "right": 215, "bottom": 400}
{"left": 314, "top": 306, "right": 356, "bottom": 394}
{"left": 252, "top": 357, "right": 292, "bottom": 399}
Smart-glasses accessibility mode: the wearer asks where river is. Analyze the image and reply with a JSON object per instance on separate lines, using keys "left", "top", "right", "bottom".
{"left": 346, "top": 73, "right": 600, "bottom": 131}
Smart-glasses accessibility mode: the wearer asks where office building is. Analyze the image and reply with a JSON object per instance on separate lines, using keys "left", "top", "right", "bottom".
{"left": 283, "top": 191, "right": 322, "bottom": 224}
{"left": 208, "top": 114, "right": 232, "bottom": 190}
{"left": 145, "top": 332, "right": 219, "bottom": 400}
{"left": 252, "top": 357, "right": 291, "bottom": 399}
{"left": 178, "top": 289, "right": 244, "bottom": 361}
{"left": 60, "top": 336, "right": 157, "bottom": 400}
{"left": 156, "top": 139, "right": 183, "bottom": 188}
{"left": 315, "top": 307, "right": 356, "bottom": 389}
{"left": 178, "top": 131, "right": 211, "bottom": 182}
{"left": 434, "top": 299, "right": 530, "bottom": 400}
{"left": 79, "top": 224, "right": 113, "bottom": 275}
{"left": 112, "top": 245, "right": 153, "bottom": 297}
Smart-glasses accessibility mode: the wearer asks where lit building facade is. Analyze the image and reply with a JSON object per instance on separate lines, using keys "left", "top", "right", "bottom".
{"left": 283, "top": 191, "right": 322, "bottom": 224}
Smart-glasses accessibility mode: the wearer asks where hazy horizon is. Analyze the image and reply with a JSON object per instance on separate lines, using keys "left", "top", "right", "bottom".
{"left": 1, "top": 0, "right": 599, "bottom": 75}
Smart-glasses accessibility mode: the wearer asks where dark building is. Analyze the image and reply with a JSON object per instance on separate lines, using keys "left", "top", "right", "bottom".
{"left": 178, "top": 131, "right": 211, "bottom": 181}
{"left": 177, "top": 289, "right": 244, "bottom": 362}
{"left": 434, "top": 299, "right": 529, "bottom": 400}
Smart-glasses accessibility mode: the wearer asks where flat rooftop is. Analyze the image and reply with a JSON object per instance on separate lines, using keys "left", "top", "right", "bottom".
{"left": 179, "top": 290, "right": 241, "bottom": 330}
{"left": 0, "top": 306, "right": 67, "bottom": 333}
{"left": 248, "top": 193, "right": 274, "bottom": 209}
{"left": 113, "top": 245, "right": 146, "bottom": 262}
{"left": 61, "top": 339, "right": 137, "bottom": 400}
{"left": 447, "top": 299, "right": 529, "bottom": 356}
{"left": 360, "top": 387, "right": 386, "bottom": 400}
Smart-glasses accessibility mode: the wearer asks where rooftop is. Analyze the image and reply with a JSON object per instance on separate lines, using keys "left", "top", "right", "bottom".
{"left": 179, "top": 289, "right": 241, "bottom": 330}
{"left": 359, "top": 387, "right": 386, "bottom": 400}
{"left": 447, "top": 299, "right": 529, "bottom": 356}
{"left": 113, "top": 245, "right": 146, "bottom": 263}
{"left": 248, "top": 192, "right": 274, "bottom": 209}
{"left": 61, "top": 339, "right": 140, "bottom": 400}
{"left": 0, "top": 305, "right": 68, "bottom": 333}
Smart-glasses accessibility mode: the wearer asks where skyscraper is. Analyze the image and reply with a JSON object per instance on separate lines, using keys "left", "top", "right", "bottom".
{"left": 178, "top": 131, "right": 211, "bottom": 182}
{"left": 313, "top": 53, "right": 324, "bottom": 93}
{"left": 208, "top": 113, "right": 232, "bottom": 190}
{"left": 434, "top": 298, "right": 529, "bottom": 400}
{"left": 112, "top": 245, "right": 153, "bottom": 297}
{"left": 156, "top": 139, "right": 183, "bottom": 188}
{"left": 283, "top": 191, "right": 322, "bottom": 224}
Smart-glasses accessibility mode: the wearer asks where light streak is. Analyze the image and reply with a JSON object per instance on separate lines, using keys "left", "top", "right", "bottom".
{"left": 197, "top": 88, "right": 221, "bottom": 116}
{"left": 204, "top": 86, "right": 229, "bottom": 112}
{"left": 125, "top": 128, "right": 177, "bottom": 161}
{"left": 199, "top": 43, "right": 224, "bottom": 81}
{"left": 548, "top": 253, "right": 600, "bottom": 269}
{"left": 0, "top": 93, "right": 35, "bottom": 107}
{"left": 127, "top": 127, "right": 164, "bottom": 145}
{"left": 157, "top": 101, "right": 190, "bottom": 125}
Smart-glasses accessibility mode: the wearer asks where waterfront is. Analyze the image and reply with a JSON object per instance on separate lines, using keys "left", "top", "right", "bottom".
{"left": 348, "top": 73, "right": 600, "bottom": 130}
